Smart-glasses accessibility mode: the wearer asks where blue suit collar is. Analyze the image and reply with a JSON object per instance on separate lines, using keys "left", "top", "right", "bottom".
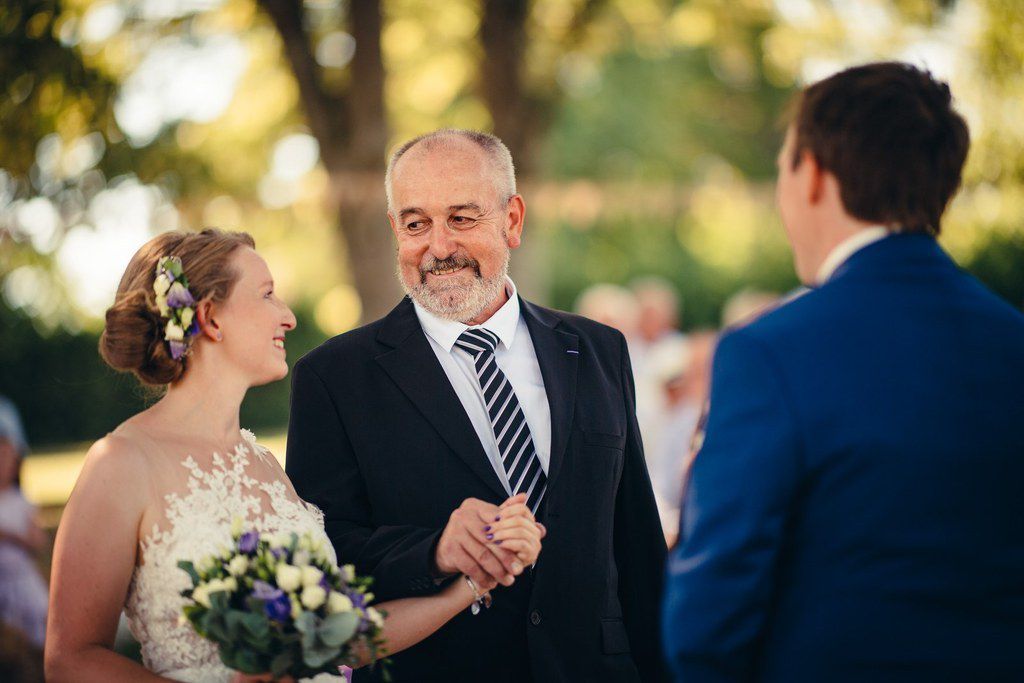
{"left": 825, "top": 233, "right": 952, "bottom": 285}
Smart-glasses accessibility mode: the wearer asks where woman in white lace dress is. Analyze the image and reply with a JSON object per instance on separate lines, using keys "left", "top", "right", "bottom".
{"left": 44, "top": 230, "right": 545, "bottom": 682}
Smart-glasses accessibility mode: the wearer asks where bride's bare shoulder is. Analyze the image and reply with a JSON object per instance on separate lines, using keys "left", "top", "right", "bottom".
{"left": 77, "top": 421, "right": 154, "bottom": 494}
{"left": 53, "top": 427, "right": 155, "bottom": 532}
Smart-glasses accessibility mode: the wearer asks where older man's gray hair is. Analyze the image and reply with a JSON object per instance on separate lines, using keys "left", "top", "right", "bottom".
{"left": 384, "top": 128, "right": 517, "bottom": 212}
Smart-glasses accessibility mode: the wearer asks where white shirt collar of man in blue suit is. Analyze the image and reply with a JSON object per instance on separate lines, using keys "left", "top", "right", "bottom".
{"left": 815, "top": 225, "right": 890, "bottom": 284}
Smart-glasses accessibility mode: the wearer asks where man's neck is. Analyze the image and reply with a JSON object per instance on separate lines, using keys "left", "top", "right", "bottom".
{"left": 463, "top": 284, "right": 512, "bottom": 326}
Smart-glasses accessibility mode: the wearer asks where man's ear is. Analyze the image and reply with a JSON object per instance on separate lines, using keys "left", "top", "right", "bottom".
{"left": 196, "top": 300, "right": 220, "bottom": 341}
{"left": 387, "top": 211, "right": 400, "bottom": 240}
{"left": 506, "top": 195, "right": 526, "bottom": 249}
{"left": 800, "top": 149, "right": 827, "bottom": 205}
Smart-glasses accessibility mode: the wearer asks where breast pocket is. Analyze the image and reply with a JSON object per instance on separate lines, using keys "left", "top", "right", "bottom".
{"left": 582, "top": 429, "right": 626, "bottom": 451}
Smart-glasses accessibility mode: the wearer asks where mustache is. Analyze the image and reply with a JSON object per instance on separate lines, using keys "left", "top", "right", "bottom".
{"left": 419, "top": 254, "right": 481, "bottom": 283}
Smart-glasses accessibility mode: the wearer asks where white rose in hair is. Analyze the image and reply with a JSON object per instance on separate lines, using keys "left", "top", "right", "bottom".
{"left": 180, "top": 307, "right": 195, "bottom": 329}
{"left": 165, "top": 321, "right": 185, "bottom": 341}
{"left": 156, "top": 294, "right": 170, "bottom": 317}
{"left": 154, "top": 273, "right": 172, "bottom": 296}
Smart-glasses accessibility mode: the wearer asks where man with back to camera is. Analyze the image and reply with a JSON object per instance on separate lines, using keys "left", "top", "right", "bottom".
{"left": 662, "top": 62, "right": 1024, "bottom": 681}
{"left": 287, "top": 129, "right": 668, "bottom": 682}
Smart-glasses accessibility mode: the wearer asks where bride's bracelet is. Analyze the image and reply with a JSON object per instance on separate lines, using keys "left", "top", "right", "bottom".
{"left": 463, "top": 575, "right": 492, "bottom": 616}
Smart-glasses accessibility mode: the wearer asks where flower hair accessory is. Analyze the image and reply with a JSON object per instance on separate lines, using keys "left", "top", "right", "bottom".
{"left": 153, "top": 256, "right": 199, "bottom": 360}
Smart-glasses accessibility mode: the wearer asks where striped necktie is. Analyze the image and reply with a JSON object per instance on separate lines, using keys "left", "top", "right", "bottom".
{"left": 454, "top": 328, "right": 547, "bottom": 514}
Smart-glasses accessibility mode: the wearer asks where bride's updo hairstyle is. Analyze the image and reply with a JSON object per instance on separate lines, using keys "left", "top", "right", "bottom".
{"left": 100, "top": 228, "right": 255, "bottom": 386}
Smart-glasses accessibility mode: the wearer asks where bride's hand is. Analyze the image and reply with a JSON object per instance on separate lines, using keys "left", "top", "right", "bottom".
{"left": 491, "top": 494, "right": 547, "bottom": 567}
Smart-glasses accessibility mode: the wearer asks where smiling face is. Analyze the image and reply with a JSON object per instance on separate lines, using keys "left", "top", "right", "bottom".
{"left": 387, "top": 136, "right": 524, "bottom": 323}
{"left": 210, "top": 247, "right": 297, "bottom": 387}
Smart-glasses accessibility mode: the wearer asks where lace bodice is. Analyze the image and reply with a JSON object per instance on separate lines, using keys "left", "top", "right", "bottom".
{"left": 124, "top": 430, "right": 338, "bottom": 682}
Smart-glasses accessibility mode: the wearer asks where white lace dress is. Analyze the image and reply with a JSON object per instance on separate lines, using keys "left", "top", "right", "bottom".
{"left": 124, "top": 430, "right": 342, "bottom": 682}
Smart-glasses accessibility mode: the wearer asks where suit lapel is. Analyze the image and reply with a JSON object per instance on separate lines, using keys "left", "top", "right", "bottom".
{"left": 521, "top": 299, "right": 578, "bottom": 489}
{"left": 375, "top": 299, "right": 507, "bottom": 500}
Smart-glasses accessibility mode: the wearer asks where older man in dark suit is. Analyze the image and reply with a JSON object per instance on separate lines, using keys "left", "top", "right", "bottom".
{"left": 288, "top": 129, "right": 668, "bottom": 682}
{"left": 662, "top": 62, "right": 1024, "bottom": 682}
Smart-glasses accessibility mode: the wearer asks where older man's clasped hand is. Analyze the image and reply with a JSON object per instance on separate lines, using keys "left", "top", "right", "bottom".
{"left": 433, "top": 493, "right": 546, "bottom": 591}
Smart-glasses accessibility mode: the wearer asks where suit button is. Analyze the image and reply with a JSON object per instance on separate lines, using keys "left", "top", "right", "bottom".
{"left": 529, "top": 610, "right": 541, "bottom": 626}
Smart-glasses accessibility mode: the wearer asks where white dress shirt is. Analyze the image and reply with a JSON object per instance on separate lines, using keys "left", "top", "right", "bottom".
{"left": 816, "top": 226, "right": 890, "bottom": 284}
{"left": 412, "top": 279, "right": 552, "bottom": 495}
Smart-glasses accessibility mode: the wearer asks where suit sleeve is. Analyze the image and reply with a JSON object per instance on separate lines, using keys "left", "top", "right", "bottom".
{"left": 286, "top": 357, "right": 442, "bottom": 601}
{"left": 614, "top": 332, "right": 671, "bottom": 682}
{"left": 661, "top": 329, "right": 803, "bottom": 682}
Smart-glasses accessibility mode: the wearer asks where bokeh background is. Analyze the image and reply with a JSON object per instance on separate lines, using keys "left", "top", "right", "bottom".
{"left": 1, "top": 3, "right": 1023, "bottom": 660}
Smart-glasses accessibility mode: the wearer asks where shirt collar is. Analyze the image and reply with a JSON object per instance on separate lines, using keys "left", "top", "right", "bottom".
{"left": 413, "top": 278, "right": 521, "bottom": 353}
{"left": 816, "top": 226, "right": 890, "bottom": 285}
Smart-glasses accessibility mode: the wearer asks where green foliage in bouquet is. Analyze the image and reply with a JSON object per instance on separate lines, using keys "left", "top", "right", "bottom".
{"left": 178, "top": 521, "right": 389, "bottom": 680}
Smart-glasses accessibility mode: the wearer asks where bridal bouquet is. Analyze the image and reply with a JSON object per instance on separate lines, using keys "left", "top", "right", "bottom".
{"left": 178, "top": 520, "right": 388, "bottom": 679}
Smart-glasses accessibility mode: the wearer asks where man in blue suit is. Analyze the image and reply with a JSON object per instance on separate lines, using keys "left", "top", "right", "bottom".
{"left": 662, "top": 62, "right": 1024, "bottom": 682}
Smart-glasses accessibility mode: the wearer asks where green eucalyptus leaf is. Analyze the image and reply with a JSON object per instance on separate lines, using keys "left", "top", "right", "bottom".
{"left": 320, "top": 611, "right": 359, "bottom": 648}
{"left": 234, "top": 647, "right": 264, "bottom": 675}
{"left": 205, "top": 612, "right": 230, "bottom": 644}
{"left": 177, "top": 560, "right": 200, "bottom": 585}
{"left": 301, "top": 642, "right": 338, "bottom": 669}
{"left": 209, "top": 591, "right": 230, "bottom": 612}
{"left": 237, "top": 611, "right": 270, "bottom": 641}
{"left": 293, "top": 611, "right": 317, "bottom": 635}
{"left": 270, "top": 651, "right": 293, "bottom": 678}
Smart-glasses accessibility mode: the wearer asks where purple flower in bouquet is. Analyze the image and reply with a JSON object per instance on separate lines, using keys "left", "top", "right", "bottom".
{"left": 238, "top": 530, "right": 259, "bottom": 554}
{"left": 252, "top": 581, "right": 291, "bottom": 623}
{"left": 252, "top": 580, "right": 280, "bottom": 600}
{"left": 264, "top": 594, "right": 291, "bottom": 623}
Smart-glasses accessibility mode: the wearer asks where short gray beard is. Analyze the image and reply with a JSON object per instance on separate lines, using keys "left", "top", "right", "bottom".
{"left": 400, "top": 248, "right": 511, "bottom": 323}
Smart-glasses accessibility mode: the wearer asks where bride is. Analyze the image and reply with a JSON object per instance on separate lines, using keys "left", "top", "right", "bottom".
{"left": 44, "top": 229, "right": 545, "bottom": 682}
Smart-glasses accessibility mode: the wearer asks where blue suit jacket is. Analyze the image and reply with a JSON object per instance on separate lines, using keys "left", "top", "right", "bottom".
{"left": 662, "top": 234, "right": 1024, "bottom": 682}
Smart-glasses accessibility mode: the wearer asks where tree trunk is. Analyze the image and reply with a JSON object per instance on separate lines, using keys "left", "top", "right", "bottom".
{"left": 331, "top": 170, "right": 399, "bottom": 323}
{"left": 260, "top": 0, "right": 399, "bottom": 324}
{"left": 479, "top": 0, "right": 535, "bottom": 172}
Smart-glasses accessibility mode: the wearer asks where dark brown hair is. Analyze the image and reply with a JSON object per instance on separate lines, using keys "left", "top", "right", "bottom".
{"left": 99, "top": 229, "right": 255, "bottom": 386}
{"left": 791, "top": 61, "right": 970, "bottom": 235}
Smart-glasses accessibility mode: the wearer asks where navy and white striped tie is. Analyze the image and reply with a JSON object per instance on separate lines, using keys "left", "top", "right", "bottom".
{"left": 455, "top": 328, "right": 547, "bottom": 514}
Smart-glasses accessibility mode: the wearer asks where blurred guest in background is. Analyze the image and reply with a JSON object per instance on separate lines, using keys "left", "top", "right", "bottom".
{"left": 720, "top": 288, "right": 780, "bottom": 329}
{"left": 629, "top": 277, "right": 688, "bottom": 450}
{"left": 643, "top": 331, "right": 716, "bottom": 543}
{"left": 0, "top": 396, "right": 49, "bottom": 650}
{"left": 632, "top": 276, "right": 685, "bottom": 350}
{"left": 573, "top": 283, "right": 640, "bottom": 338}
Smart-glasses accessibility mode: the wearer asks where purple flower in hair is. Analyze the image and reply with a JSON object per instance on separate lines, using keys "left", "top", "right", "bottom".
{"left": 169, "top": 340, "right": 188, "bottom": 360}
{"left": 166, "top": 282, "right": 196, "bottom": 309}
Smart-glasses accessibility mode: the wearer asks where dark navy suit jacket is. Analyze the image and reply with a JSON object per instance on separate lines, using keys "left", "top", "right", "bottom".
{"left": 288, "top": 297, "right": 668, "bottom": 682}
{"left": 662, "top": 234, "right": 1024, "bottom": 682}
